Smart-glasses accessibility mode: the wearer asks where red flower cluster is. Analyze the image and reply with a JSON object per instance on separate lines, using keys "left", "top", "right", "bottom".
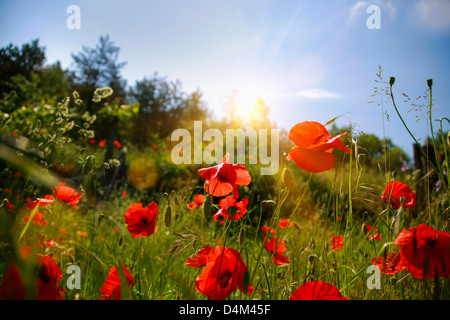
{"left": 286, "top": 121, "right": 351, "bottom": 173}
{"left": 213, "top": 195, "right": 249, "bottom": 224}
{"left": 187, "top": 194, "right": 205, "bottom": 210}
{"left": 395, "top": 224, "right": 450, "bottom": 279}
{"left": 289, "top": 280, "right": 347, "bottom": 300}
{"left": 124, "top": 202, "right": 159, "bottom": 238}
{"left": 198, "top": 153, "right": 251, "bottom": 199}
{"left": 185, "top": 246, "right": 253, "bottom": 300}
{"left": 279, "top": 218, "right": 293, "bottom": 229}
{"left": 365, "top": 224, "right": 381, "bottom": 241}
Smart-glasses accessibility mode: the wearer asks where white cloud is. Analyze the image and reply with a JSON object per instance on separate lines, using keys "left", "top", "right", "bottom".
{"left": 287, "top": 88, "right": 342, "bottom": 99}
{"left": 416, "top": 0, "right": 450, "bottom": 30}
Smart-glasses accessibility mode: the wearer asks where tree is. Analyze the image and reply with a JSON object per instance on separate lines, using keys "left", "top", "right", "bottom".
{"left": 71, "top": 35, "right": 127, "bottom": 107}
{"left": 127, "top": 73, "right": 208, "bottom": 145}
{"left": 0, "top": 39, "right": 46, "bottom": 108}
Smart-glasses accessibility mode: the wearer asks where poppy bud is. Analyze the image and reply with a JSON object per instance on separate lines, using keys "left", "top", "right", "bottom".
{"left": 427, "top": 79, "right": 433, "bottom": 88}
{"left": 447, "top": 131, "right": 450, "bottom": 148}
{"left": 164, "top": 205, "right": 172, "bottom": 227}
{"left": 282, "top": 168, "right": 294, "bottom": 188}
{"left": 238, "top": 228, "right": 246, "bottom": 245}
{"left": 293, "top": 221, "right": 302, "bottom": 232}
{"left": 309, "top": 255, "right": 315, "bottom": 263}
{"left": 119, "top": 234, "right": 123, "bottom": 246}
{"left": 174, "top": 196, "right": 179, "bottom": 207}
{"left": 389, "top": 77, "right": 396, "bottom": 86}
{"left": 203, "top": 194, "right": 212, "bottom": 220}
{"left": 98, "top": 213, "right": 104, "bottom": 226}
{"left": 261, "top": 200, "right": 276, "bottom": 209}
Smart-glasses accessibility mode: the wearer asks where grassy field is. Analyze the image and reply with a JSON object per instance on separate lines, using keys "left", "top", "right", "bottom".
{"left": 0, "top": 76, "right": 449, "bottom": 302}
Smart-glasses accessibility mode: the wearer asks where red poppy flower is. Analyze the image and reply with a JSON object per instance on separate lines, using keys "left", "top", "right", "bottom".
{"left": 289, "top": 281, "right": 348, "bottom": 300}
{"left": 279, "top": 218, "right": 294, "bottom": 229}
{"left": 394, "top": 224, "right": 450, "bottom": 279}
{"left": 99, "top": 262, "right": 135, "bottom": 300}
{"left": 88, "top": 139, "right": 96, "bottom": 144}
{"left": 286, "top": 121, "right": 351, "bottom": 173}
{"left": 371, "top": 253, "right": 406, "bottom": 275}
{"left": 261, "top": 226, "right": 276, "bottom": 235}
{"left": 124, "top": 201, "right": 159, "bottom": 238}
{"left": 365, "top": 224, "right": 381, "bottom": 241}
{"left": 24, "top": 211, "right": 47, "bottom": 226}
{"left": 53, "top": 182, "right": 82, "bottom": 207}
{"left": 381, "top": 181, "right": 416, "bottom": 209}
{"left": 122, "top": 191, "right": 127, "bottom": 197}
{"left": 194, "top": 246, "right": 253, "bottom": 300}
{"left": 198, "top": 153, "right": 251, "bottom": 199}
{"left": 4, "top": 188, "right": 12, "bottom": 193}
{"left": 185, "top": 245, "right": 212, "bottom": 268}
{"left": 187, "top": 194, "right": 205, "bottom": 210}
{"left": 213, "top": 195, "right": 249, "bottom": 224}
{"left": 262, "top": 235, "right": 290, "bottom": 266}
{"left": 99, "top": 140, "right": 106, "bottom": 147}
{"left": 26, "top": 194, "right": 55, "bottom": 210}
{"left": 331, "top": 235, "right": 345, "bottom": 251}
{"left": 0, "top": 247, "right": 64, "bottom": 300}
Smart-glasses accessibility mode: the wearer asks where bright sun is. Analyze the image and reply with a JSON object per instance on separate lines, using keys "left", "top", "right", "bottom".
{"left": 231, "top": 89, "right": 263, "bottom": 122}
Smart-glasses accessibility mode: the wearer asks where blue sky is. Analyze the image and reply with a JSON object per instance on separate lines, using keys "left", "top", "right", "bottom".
{"left": 1, "top": 0, "right": 449, "bottom": 158}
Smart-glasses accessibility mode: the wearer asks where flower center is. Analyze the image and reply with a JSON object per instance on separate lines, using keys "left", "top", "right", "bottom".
{"left": 217, "top": 270, "right": 233, "bottom": 289}
{"left": 140, "top": 215, "right": 148, "bottom": 225}
{"left": 39, "top": 265, "right": 51, "bottom": 283}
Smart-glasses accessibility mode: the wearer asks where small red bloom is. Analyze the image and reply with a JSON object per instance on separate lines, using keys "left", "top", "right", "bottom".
{"left": 331, "top": 235, "right": 345, "bottom": 251}
{"left": 152, "top": 144, "right": 157, "bottom": 150}
{"left": 279, "top": 218, "right": 293, "bottom": 229}
{"left": 4, "top": 188, "right": 12, "bottom": 193}
{"left": 261, "top": 226, "right": 276, "bottom": 235}
{"left": 99, "top": 262, "right": 135, "bottom": 300}
{"left": 124, "top": 202, "right": 159, "bottom": 238}
{"left": 99, "top": 140, "right": 106, "bottom": 147}
{"left": 114, "top": 140, "right": 121, "bottom": 148}
{"left": 262, "top": 235, "right": 290, "bottom": 266}
{"left": 53, "top": 182, "right": 82, "bottom": 207}
{"left": 88, "top": 139, "right": 96, "bottom": 144}
{"left": 198, "top": 153, "right": 251, "bottom": 199}
{"left": 213, "top": 195, "right": 248, "bottom": 224}
{"left": 286, "top": 121, "right": 351, "bottom": 173}
{"left": 289, "top": 281, "right": 348, "bottom": 300}
{"left": 394, "top": 224, "right": 450, "bottom": 279}
{"left": 122, "top": 191, "right": 127, "bottom": 197}
{"left": 365, "top": 224, "right": 381, "bottom": 241}
{"left": 24, "top": 211, "right": 47, "bottom": 226}
{"left": 194, "top": 246, "right": 253, "bottom": 300}
{"left": 371, "top": 253, "right": 406, "bottom": 275}
{"left": 187, "top": 194, "right": 205, "bottom": 210}
{"left": 14, "top": 172, "right": 20, "bottom": 177}
{"left": 381, "top": 181, "right": 416, "bottom": 209}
